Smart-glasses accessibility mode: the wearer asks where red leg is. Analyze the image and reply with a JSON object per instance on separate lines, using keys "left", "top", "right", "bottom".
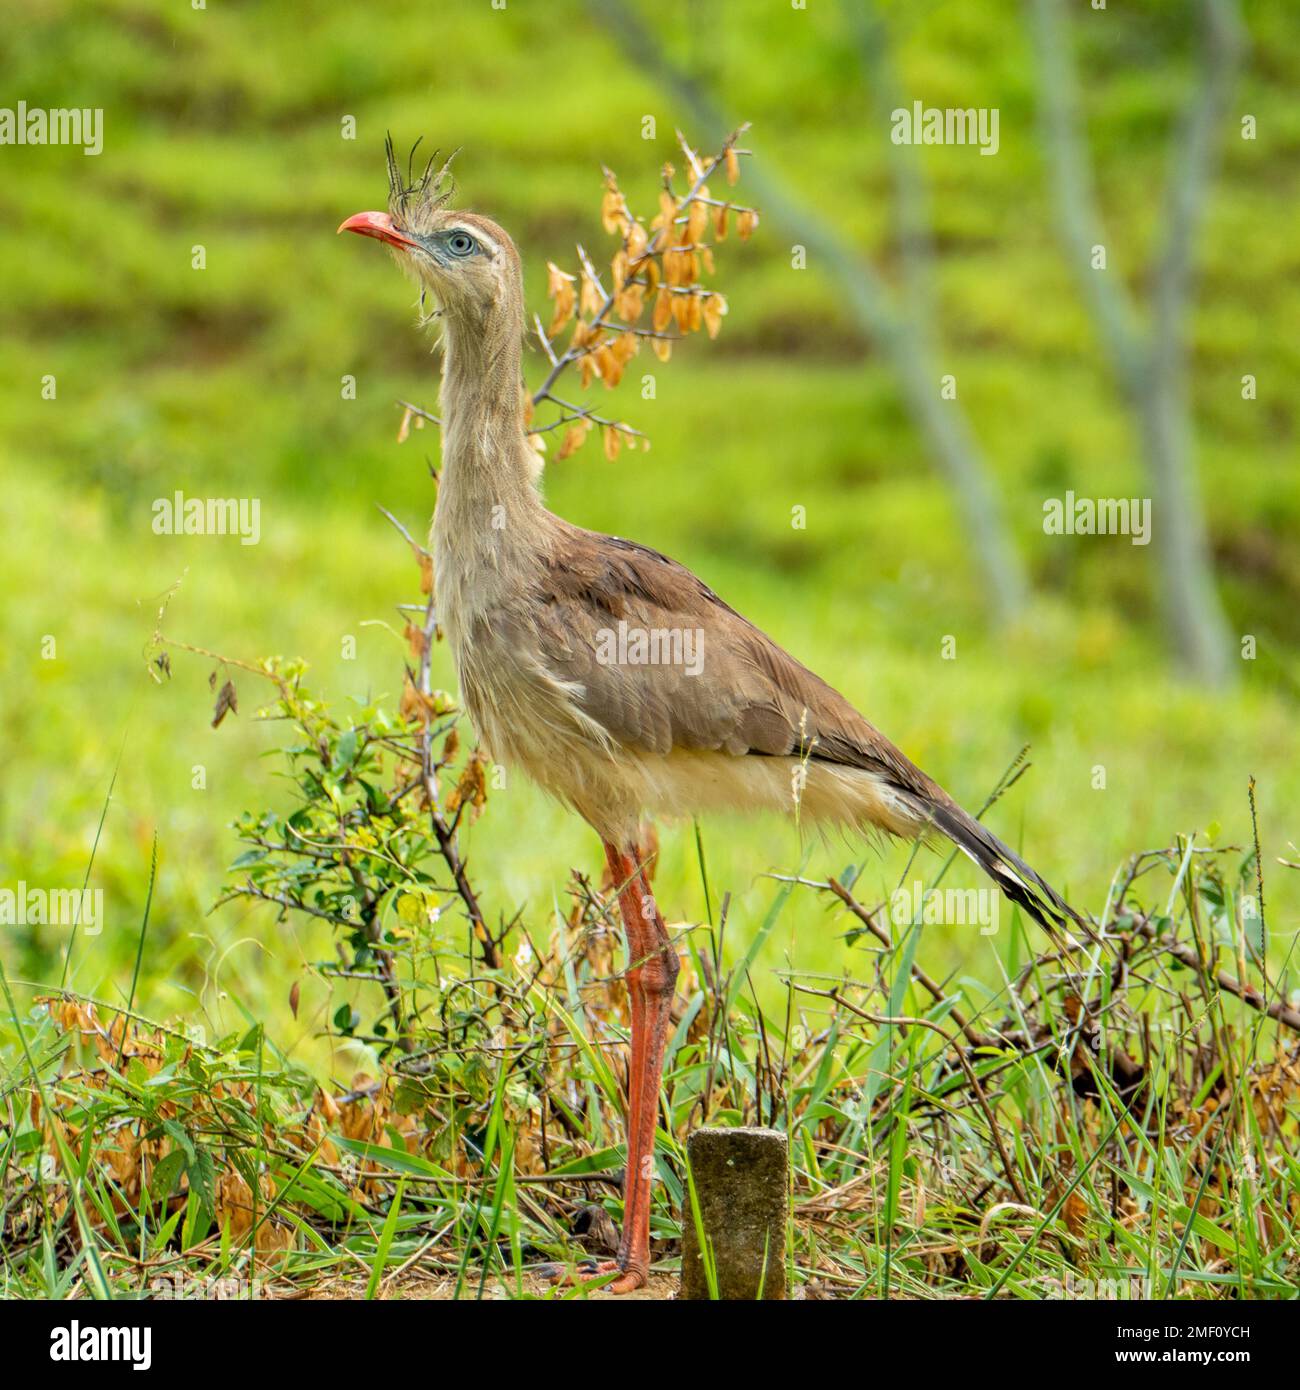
{"left": 550, "top": 841, "right": 678, "bottom": 1294}
{"left": 603, "top": 843, "right": 648, "bottom": 1279}
{"left": 609, "top": 843, "right": 678, "bottom": 1292}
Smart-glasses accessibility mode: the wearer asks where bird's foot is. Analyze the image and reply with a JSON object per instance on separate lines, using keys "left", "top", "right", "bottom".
{"left": 540, "top": 1257, "right": 646, "bottom": 1294}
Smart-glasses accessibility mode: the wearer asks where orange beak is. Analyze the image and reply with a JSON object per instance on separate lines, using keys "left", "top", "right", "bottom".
{"left": 337, "top": 211, "right": 421, "bottom": 251}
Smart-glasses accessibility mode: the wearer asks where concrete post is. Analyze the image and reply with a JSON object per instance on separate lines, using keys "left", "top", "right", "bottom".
{"left": 679, "top": 1126, "right": 788, "bottom": 1300}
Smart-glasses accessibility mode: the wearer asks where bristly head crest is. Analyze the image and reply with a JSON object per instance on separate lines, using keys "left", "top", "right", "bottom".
{"left": 385, "top": 134, "right": 459, "bottom": 236}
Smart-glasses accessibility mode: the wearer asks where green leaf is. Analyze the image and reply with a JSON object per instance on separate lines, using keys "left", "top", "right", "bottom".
{"left": 335, "top": 729, "right": 359, "bottom": 771}
{"left": 151, "top": 1150, "right": 186, "bottom": 1201}
{"left": 187, "top": 1146, "right": 216, "bottom": 1214}
{"left": 162, "top": 1120, "right": 196, "bottom": 1165}
{"left": 333, "top": 1136, "right": 453, "bottom": 1179}
{"left": 366, "top": 1178, "right": 406, "bottom": 1300}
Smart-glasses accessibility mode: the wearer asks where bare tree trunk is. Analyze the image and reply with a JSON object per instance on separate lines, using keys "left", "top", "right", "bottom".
{"left": 1030, "top": 0, "right": 1243, "bottom": 686}
{"left": 590, "top": 0, "right": 1027, "bottom": 625}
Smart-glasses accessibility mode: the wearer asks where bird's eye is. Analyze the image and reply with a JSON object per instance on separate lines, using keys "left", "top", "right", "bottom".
{"left": 447, "top": 230, "right": 477, "bottom": 257}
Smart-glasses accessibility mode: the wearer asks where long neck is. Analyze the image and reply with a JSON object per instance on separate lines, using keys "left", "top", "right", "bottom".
{"left": 434, "top": 290, "right": 544, "bottom": 556}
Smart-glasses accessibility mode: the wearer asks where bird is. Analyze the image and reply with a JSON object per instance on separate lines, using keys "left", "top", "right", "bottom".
{"left": 339, "top": 142, "right": 1089, "bottom": 1294}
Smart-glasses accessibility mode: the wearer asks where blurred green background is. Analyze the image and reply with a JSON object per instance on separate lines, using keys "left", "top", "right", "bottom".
{"left": 2, "top": 0, "right": 1297, "bottom": 1076}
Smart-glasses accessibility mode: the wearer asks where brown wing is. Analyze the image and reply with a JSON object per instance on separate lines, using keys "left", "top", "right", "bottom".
{"left": 531, "top": 523, "right": 941, "bottom": 800}
{"left": 530, "top": 523, "right": 1086, "bottom": 940}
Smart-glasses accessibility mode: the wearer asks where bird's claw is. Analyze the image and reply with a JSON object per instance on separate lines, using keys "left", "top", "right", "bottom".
{"left": 539, "top": 1257, "right": 645, "bottom": 1294}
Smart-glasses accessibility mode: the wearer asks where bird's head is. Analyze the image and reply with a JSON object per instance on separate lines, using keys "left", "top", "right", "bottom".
{"left": 338, "top": 138, "right": 520, "bottom": 330}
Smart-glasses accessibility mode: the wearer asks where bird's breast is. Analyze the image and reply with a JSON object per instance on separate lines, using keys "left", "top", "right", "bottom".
{"left": 437, "top": 575, "right": 600, "bottom": 767}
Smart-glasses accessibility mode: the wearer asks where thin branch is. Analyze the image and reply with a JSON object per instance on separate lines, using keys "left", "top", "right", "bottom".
{"left": 590, "top": 0, "right": 1026, "bottom": 624}
{"left": 396, "top": 399, "right": 441, "bottom": 426}
{"left": 823, "top": 875, "right": 997, "bottom": 1050}
{"left": 530, "top": 122, "right": 750, "bottom": 410}
{"left": 1127, "top": 912, "right": 1300, "bottom": 1033}
{"left": 794, "top": 983, "right": 1029, "bottom": 1207}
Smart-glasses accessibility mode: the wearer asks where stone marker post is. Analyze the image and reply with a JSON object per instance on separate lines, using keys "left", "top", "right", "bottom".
{"left": 679, "top": 1126, "right": 788, "bottom": 1300}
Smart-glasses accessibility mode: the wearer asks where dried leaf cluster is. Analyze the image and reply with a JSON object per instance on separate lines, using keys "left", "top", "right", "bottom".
{"left": 530, "top": 125, "right": 757, "bottom": 464}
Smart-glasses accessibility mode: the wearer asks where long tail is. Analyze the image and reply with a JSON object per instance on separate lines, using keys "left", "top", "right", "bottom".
{"left": 901, "top": 790, "right": 1099, "bottom": 949}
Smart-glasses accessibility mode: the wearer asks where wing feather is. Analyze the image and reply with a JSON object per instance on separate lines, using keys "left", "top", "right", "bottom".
{"left": 533, "top": 524, "right": 935, "bottom": 792}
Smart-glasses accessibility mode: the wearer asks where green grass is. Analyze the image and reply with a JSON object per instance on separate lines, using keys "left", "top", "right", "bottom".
{"left": 3, "top": 786, "right": 1296, "bottom": 1298}
{"left": 1, "top": 0, "right": 1298, "bottom": 1298}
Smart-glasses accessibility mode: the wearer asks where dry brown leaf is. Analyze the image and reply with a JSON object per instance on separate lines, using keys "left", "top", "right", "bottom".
{"left": 400, "top": 673, "right": 440, "bottom": 727}
{"left": 404, "top": 621, "right": 427, "bottom": 664}
{"left": 579, "top": 268, "right": 602, "bottom": 318}
{"left": 610, "top": 248, "right": 628, "bottom": 293}
{"left": 615, "top": 281, "right": 645, "bottom": 324}
{"left": 546, "top": 260, "right": 577, "bottom": 336}
{"left": 446, "top": 749, "right": 488, "bottom": 821}
{"left": 702, "top": 292, "right": 727, "bottom": 339}
{"left": 556, "top": 419, "right": 592, "bottom": 461}
{"left": 601, "top": 179, "right": 627, "bottom": 235}
{"left": 211, "top": 679, "right": 238, "bottom": 729}
{"left": 1063, "top": 1191, "right": 1088, "bottom": 1238}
